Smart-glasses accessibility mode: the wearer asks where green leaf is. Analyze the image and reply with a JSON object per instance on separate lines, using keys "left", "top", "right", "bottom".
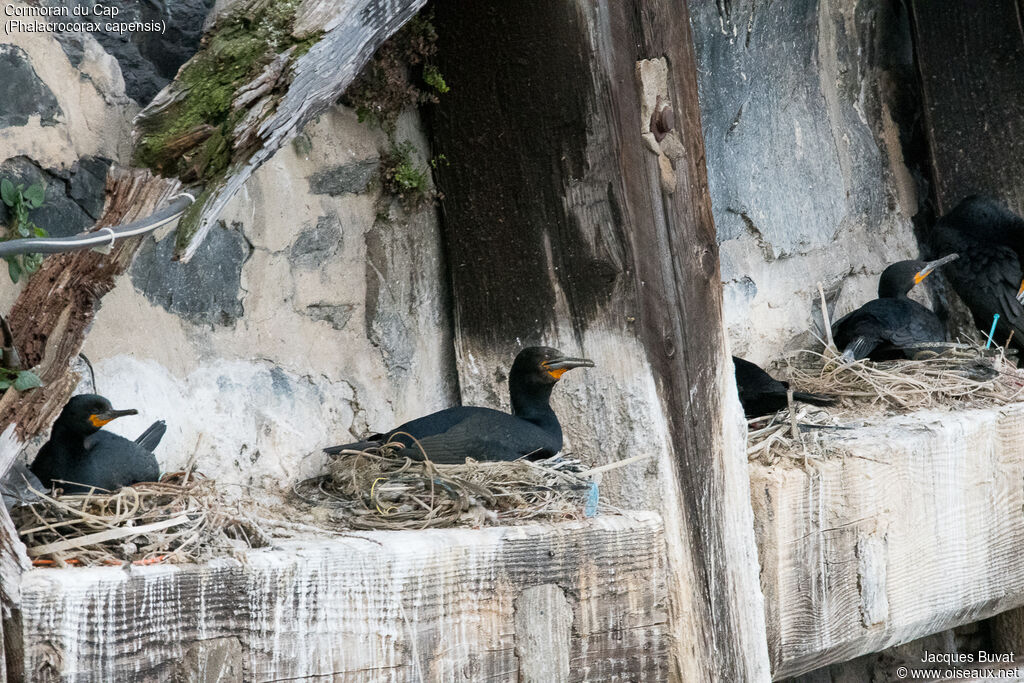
{"left": 23, "top": 183, "right": 44, "bottom": 208}
{"left": 33, "top": 225, "right": 47, "bottom": 237}
{"left": 16, "top": 223, "right": 28, "bottom": 237}
{"left": 13, "top": 371, "right": 41, "bottom": 391}
{"left": 8, "top": 258, "right": 20, "bottom": 284}
{"left": 23, "top": 253, "right": 42, "bottom": 273}
{"left": 0, "top": 380, "right": 12, "bottom": 391}
{"left": 0, "top": 180, "right": 14, "bottom": 207}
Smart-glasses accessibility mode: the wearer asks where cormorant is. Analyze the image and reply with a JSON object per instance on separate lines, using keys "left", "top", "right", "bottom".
{"left": 932, "top": 195, "right": 1024, "bottom": 351}
{"left": 323, "top": 346, "right": 594, "bottom": 464}
{"left": 832, "top": 254, "right": 958, "bottom": 361}
{"left": 732, "top": 356, "right": 835, "bottom": 418}
{"left": 30, "top": 394, "right": 164, "bottom": 494}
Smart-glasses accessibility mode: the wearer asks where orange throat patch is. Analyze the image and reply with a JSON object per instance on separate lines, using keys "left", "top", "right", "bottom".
{"left": 89, "top": 414, "right": 113, "bottom": 428}
{"left": 547, "top": 368, "right": 568, "bottom": 380}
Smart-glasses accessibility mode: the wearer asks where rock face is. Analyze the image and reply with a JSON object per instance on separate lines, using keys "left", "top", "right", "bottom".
{"left": 0, "top": 21, "right": 456, "bottom": 490}
{"left": 130, "top": 221, "right": 251, "bottom": 327}
{"left": 0, "top": 155, "right": 110, "bottom": 236}
{"left": 48, "top": 0, "right": 215, "bottom": 104}
{"left": 0, "top": 45, "right": 61, "bottom": 128}
{"left": 692, "top": 0, "right": 929, "bottom": 364}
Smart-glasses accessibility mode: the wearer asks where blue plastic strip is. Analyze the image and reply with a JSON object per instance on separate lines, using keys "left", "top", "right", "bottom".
{"left": 987, "top": 313, "right": 1001, "bottom": 349}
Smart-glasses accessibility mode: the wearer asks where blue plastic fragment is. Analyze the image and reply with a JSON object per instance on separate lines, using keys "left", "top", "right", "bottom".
{"left": 987, "top": 313, "right": 1001, "bottom": 349}
{"left": 584, "top": 481, "right": 599, "bottom": 517}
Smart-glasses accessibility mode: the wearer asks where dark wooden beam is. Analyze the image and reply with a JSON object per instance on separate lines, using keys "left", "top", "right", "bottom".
{"left": 910, "top": 0, "right": 1024, "bottom": 660}
{"left": 909, "top": 0, "right": 1024, "bottom": 214}
{"left": 429, "top": 1, "right": 769, "bottom": 679}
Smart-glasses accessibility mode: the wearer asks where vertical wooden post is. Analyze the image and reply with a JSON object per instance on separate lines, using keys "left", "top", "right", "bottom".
{"left": 909, "top": 0, "right": 1024, "bottom": 214}
{"left": 429, "top": 1, "right": 770, "bottom": 680}
{"left": 910, "top": 0, "right": 1024, "bottom": 655}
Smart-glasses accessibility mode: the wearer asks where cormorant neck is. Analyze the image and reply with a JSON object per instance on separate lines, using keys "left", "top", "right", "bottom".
{"left": 509, "top": 379, "right": 560, "bottom": 435}
{"left": 877, "top": 277, "right": 913, "bottom": 299}
{"left": 51, "top": 419, "right": 96, "bottom": 443}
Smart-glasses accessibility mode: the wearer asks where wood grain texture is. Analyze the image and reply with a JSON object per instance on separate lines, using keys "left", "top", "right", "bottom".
{"left": 909, "top": 0, "right": 1024, "bottom": 214}
{"left": 0, "top": 169, "right": 179, "bottom": 442}
{"left": 752, "top": 404, "right": 1024, "bottom": 679}
{"left": 18, "top": 514, "right": 669, "bottom": 682}
{"left": 138, "top": 0, "right": 426, "bottom": 261}
{"left": 429, "top": 2, "right": 770, "bottom": 680}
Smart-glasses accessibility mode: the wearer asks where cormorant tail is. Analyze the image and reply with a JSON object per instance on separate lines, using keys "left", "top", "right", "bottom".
{"left": 323, "top": 440, "right": 381, "bottom": 455}
{"left": 792, "top": 392, "right": 837, "bottom": 407}
{"left": 840, "top": 337, "right": 875, "bottom": 363}
{"left": 135, "top": 420, "right": 167, "bottom": 452}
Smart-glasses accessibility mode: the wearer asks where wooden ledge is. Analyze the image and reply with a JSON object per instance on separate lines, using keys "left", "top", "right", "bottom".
{"left": 17, "top": 513, "right": 668, "bottom": 682}
{"left": 751, "top": 403, "right": 1024, "bottom": 679}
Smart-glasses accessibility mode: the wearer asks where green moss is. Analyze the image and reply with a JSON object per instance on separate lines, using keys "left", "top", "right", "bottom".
{"left": 173, "top": 186, "right": 216, "bottom": 254}
{"left": 381, "top": 141, "right": 431, "bottom": 208}
{"left": 134, "top": 0, "right": 315, "bottom": 184}
{"left": 423, "top": 65, "right": 449, "bottom": 94}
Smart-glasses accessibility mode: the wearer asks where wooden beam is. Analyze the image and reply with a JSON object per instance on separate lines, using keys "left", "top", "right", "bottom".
{"left": 909, "top": 0, "right": 1024, "bottom": 214}
{"left": 910, "top": 0, "right": 1024, "bottom": 655}
{"left": 429, "top": 1, "right": 769, "bottom": 680}
{"left": 17, "top": 515, "right": 669, "bottom": 681}
{"left": 752, "top": 404, "right": 1024, "bottom": 679}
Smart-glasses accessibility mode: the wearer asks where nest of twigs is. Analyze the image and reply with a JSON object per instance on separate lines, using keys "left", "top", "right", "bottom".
{"left": 745, "top": 406, "right": 849, "bottom": 464}
{"left": 294, "top": 445, "right": 603, "bottom": 531}
{"left": 11, "top": 472, "right": 272, "bottom": 567}
{"left": 744, "top": 343, "right": 1024, "bottom": 464}
{"left": 782, "top": 344, "right": 1024, "bottom": 410}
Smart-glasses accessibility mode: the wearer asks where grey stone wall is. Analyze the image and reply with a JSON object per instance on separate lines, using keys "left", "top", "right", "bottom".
{"left": 693, "top": 0, "right": 929, "bottom": 364}
{"left": 0, "top": 14, "right": 456, "bottom": 491}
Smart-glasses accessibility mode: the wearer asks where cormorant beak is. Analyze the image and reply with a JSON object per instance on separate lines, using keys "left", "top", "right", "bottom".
{"left": 914, "top": 253, "right": 958, "bottom": 284}
{"left": 542, "top": 355, "right": 596, "bottom": 380}
{"left": 89, "top": 408, "right": 138, "bottom": 428}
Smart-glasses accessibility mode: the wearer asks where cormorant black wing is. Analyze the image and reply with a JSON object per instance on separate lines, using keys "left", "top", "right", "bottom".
{"left": 395, "top": 412, "right": 560, "bottom": 465}
{"left": 73, "top": 431, "right": 161, "bottom": 492}
{"left": 324, "top": 407, "right": 519, "bottom": 455}
{"left": 944, "top": 242, "right": 1024, "bottom": 348}
{"left": 832, "top": 299, "right": 945, "bottom": 360}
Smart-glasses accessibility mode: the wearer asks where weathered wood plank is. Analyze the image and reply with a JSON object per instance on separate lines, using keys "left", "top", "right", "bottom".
{"left": 753, "top": 404, "right": 1024, "bottom": 679}
{"left": 0, "top": 425, "right": 31, "bottom": 683}
{"left": 135, "top": 0, "right": 426, "bottom": 261}
{"left": 909, "top": 0, "right": 1024, "bottom": 215}
{"left": 18, "top": 514, "right": 669, "bottom": 682}
{"left": 429, "top": 2, "right": 769, "bottom": 680}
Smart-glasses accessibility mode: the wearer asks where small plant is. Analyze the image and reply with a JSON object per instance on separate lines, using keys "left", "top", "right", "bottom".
{"left": 0, "top": 367, "right": 41, "bottom": 392}
{"left": 0, "top": 179, "right": 48, "bottom": 284}
{"left": 381, "top": 141, "right": 431, "bottom": 207}
{"left": 423, "top": 65, "right": 449, "bottom": 94}
{"left": 342, "top": 12, "right": 449, "bottom": 133}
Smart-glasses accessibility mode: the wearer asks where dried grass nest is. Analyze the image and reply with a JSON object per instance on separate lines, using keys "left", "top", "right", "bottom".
{"left": 11, "top": 472, "right": 274, "bottom": 568}
{"left": 746, "top": 343, "right": 1024, "bottom": 464}
{"left": 11, "top": 444, "right": 632, "bottom": 566}
{"left": 293, "top": 441, "right": 621, "bottom": 531}
{"left": 782, "top": 344, "right": 1024, "bottom": 410}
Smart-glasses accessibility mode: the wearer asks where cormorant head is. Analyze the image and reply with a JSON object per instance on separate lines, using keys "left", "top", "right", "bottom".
{"left": 56, "top": 394, "right": 138, "bottom": 435}
{"left": 878, "top": 254, "right": 958, "bottom": 298}
{"left": 511, "top": 346, "right": 595, "bottom": 388}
